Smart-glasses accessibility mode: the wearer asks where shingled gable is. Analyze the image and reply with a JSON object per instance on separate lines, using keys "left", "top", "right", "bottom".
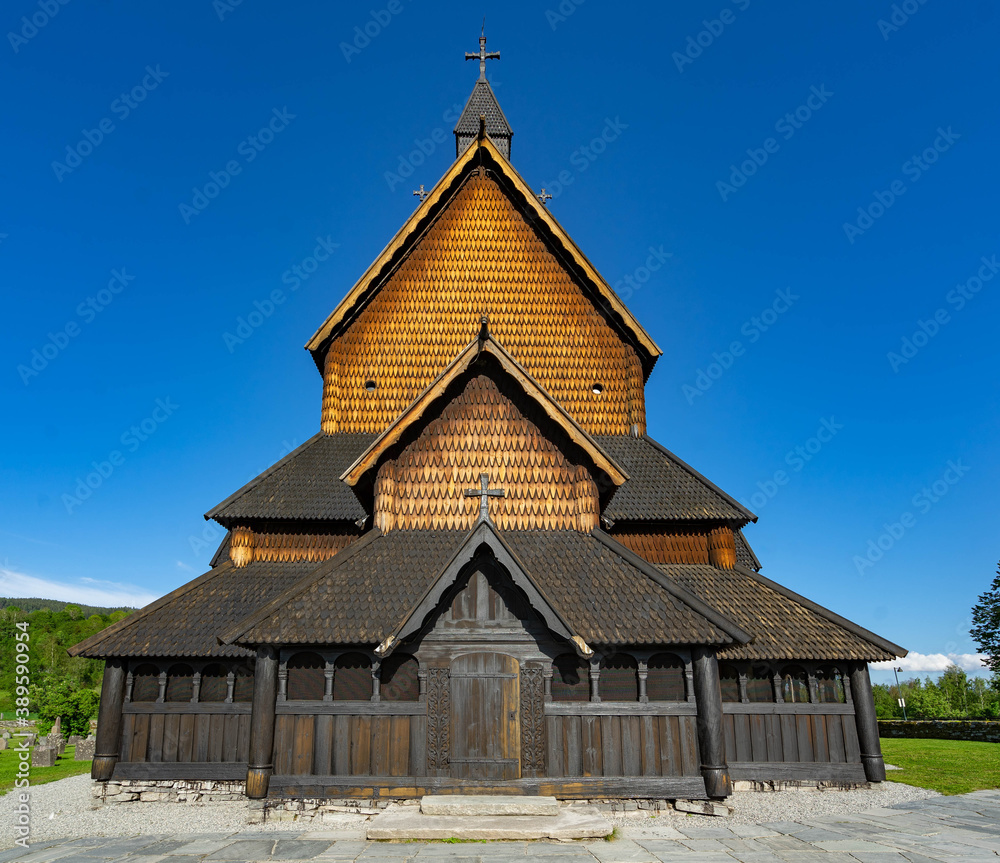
{"left": 304, "top": 133, "right": 661, "bottom": 374}
{"left": 219, "top": 522, "right": 747, "bottom": 650}
{"left": 341, "top": 323, "right": 628, "bottom": 491}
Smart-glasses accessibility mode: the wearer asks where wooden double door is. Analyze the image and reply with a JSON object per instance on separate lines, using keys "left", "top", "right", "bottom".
{"left": 449, "top": 653, "right": 520, "bottom": 779}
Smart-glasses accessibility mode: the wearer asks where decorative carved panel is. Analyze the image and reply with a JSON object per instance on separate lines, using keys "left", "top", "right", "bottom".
{"left": 426, "top": 667, "right": 450, "bottom": 771}
{"left": 519, "top": 665, "right": 546, "bottom": 773}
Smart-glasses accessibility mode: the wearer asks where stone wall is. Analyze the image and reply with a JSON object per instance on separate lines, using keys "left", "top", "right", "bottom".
{"left": 91, "top": 780, "right": 246, "bottom": 804}
{"left": 878, "top": 720, "right": 1000, "bottom": 743}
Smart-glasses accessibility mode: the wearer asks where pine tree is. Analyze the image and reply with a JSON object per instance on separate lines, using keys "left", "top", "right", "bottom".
{"left": 971, "top": 561, "right": 1000, "bottom": 674}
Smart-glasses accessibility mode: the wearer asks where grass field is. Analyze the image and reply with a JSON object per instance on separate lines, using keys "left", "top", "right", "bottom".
{"left": 882, "top": 737, "right": 1000, "bottom": 795}
{"left": 0, "top": 743, "right": 91, "bottom": 796}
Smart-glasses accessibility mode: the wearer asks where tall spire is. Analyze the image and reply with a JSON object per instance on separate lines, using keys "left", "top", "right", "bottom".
{"left": 454, "top": 26, "right": 513, "bottom": 159}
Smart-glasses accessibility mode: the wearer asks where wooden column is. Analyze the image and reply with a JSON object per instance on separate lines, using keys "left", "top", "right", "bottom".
{"left": 849, "top": 662, "right": 885, "bottom": 782}
{"left": 691, "top": 646, "right": 731, "bottom": 799}
{"left": 92, "top": 658, "right": 126, "bottom": 782}
{"left": 246, "top": 646, "right": 279, "bottom": 799}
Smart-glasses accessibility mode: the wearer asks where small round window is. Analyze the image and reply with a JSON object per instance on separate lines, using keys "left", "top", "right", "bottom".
{"left": 591, "top": 382, "right": 604, "bottom": 395}
{"left": 364, "top": 380, "right": 377, "bottom": 393}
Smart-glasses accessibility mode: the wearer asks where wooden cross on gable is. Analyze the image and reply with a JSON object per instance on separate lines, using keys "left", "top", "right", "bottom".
{"left": 465, "top": 30, "right": 500, "bottom": 81}
{"left": 464, "top": 472, "right": 506, "bottom": 523}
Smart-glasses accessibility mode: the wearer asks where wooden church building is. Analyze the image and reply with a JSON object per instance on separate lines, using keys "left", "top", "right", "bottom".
{"left": 72, "top": 37, "right": 905, "bottom": 802}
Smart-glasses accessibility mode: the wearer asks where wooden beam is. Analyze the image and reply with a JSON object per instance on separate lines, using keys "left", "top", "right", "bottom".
{"left": 246, "top": 646, "right": 278, "bottom": 799}
{"left": 728, "top": 762, "right": 867, "bottom": 783}
{"left": 112, "top": 762, "right": 247, "bottom": 781}
{"left": 93, "top": 658, "right": 126, "bottom": 782}
{"left": 691, "top": 647, "right": 731, "bottom": 799}
{"left": 849, "top": 662, "right": 885, "bottom": 782}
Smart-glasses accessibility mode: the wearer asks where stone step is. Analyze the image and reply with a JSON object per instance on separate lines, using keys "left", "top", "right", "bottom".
{"left": 367, "top": 807, "right": 612, "bottom": 840}
{"left": 420, "top": 794, "right": 560, "bottom": 817}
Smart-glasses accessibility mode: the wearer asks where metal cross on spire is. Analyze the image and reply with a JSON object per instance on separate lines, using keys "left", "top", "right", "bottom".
{"left": 464, "top": 472, "right": 506, "bottom": 523}
{"left": 412, "top": 185, "right": 429, "bottom": 203}
{"left": 465, "top": 22, "right": 500, "bottom": 81}
{"left": 537, "top": 189, "right": 553, "bottom": 206}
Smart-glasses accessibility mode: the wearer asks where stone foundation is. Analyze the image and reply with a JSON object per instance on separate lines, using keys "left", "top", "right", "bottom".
{"left": 732, "top": 779, "right": 870, "bottom": 792}
{"left": 252, "top": 797, "right": 397, "bottom": 824}
{"left": 91, "top": 779, "right": 246, "bottom": 804}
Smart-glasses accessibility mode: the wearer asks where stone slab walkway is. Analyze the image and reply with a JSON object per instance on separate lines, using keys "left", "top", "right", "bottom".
{"left": 3, "top": 790, "right": 999, "bottom": 863}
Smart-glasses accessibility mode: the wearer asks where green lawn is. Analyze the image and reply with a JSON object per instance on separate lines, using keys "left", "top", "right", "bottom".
{"left": 0, "top": 743, "right": 92, "bottom": 796}
{"left": 881, "top": 737, "right": 1000, "bottom": 795}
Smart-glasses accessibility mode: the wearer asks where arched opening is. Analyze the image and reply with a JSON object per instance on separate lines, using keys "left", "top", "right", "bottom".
{"left": 747, "top": 663, "right": 774, "bottom": 703}
{"left": 233, "top": 664, "right": 255, "bottom": 702}
{"left": 199, "top": 663, "right": 228, "bottom": 702}
{"left": 718, "top": 663, "right": 741, "bottom": 702}
{"left": 165, "top": 663, "right": 194, "bottom": 702}
{"left": 551, "top": 654, "right": 589, "bottom": 702}
{"left": 781, "top": 664, "right": 810, "bottom": 704}
{"left": 381, "top": 654, "right": 419, "bottom": 702}
{"left": 816, "top": 664, "right": 846, "bottom": 703}
{"left": 600, "top": 653, "right": 638, "bottom": 702}
{"left": 334, "top": 652, "right": 371, "bottom": 701}
{"left": 286, "top": 652, "right": 326, "bottom": 701}
{"left": 647, "top": 653, "right": 687, "bottom": 702}
{"left": 131, "top": 663, "right": 160, "bottom": 702}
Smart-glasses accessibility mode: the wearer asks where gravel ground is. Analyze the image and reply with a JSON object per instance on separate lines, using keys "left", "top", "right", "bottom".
{"left": 1, "top": 775, "right": 939, "bottom": 848}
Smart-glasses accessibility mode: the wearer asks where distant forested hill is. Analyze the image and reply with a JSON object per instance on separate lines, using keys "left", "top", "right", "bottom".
{"left": 0, "top": 597, "right": 135, "bottom": 617}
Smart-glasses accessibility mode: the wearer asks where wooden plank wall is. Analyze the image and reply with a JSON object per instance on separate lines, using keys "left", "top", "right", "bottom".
{"left": 721, "top": 709, "right": 861, "bottom": 764}
{"left": 271, "top": 714, "right": 427, "bottom": 777}
{"left": 544, "top": 715, "right": 700, "bottom": 778}
{"left": 119, "top": 712, "right": 251, "bottom": 763}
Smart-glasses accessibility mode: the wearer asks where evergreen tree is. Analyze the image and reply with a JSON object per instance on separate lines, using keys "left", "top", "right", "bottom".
{"left": 971, "top": 561, "right": 1000, "bottom": 674}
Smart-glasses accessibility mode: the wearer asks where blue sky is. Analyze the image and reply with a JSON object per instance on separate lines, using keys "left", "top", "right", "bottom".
{"left": 2, "top": 1, "right": 997, "bottom": 682}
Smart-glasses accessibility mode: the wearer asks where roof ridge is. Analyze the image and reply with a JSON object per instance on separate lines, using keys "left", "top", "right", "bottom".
{"left": 218, "top": 528, "right": 384, "bottom": 645}
{"left": 69, "top": 560, "right": 237, "bottom": 657}
{"left": 204, "top": 433, "right": 326, "bottom": 521}
{"left": 590, "top": 528, "right": 751, "bottom": 644}
{"left": 731, "top": 562, "right": 906, "bottom": 657}
{"left": 641, "top": 433, "right": 757, "bottom": 523}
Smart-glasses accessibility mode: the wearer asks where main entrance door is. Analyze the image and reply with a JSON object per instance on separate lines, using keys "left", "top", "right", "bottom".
{"left": 449, "top": 653, "right": 520, "bottom": 779}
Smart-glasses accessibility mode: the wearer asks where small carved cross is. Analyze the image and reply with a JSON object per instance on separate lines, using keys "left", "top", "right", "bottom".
{"left": 413, "top": 185, "right": 429, "bottom": 203}
{"left": 537, "top": 188, "right": 552, "bottom": 206}
{"left": 464, "top": 472, "right": 506, "bottom": 523}
{"left": 465, "top": 31, "right": 500, "bottom": 82}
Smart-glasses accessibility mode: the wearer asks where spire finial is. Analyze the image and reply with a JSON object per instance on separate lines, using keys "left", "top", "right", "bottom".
{"left": 465, "top": 24, "right": 500, "bottom": 81}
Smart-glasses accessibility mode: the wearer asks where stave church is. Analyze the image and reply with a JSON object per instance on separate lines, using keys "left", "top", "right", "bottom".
{"left": 72, "top": 36, "right": 904, "bottom": 802}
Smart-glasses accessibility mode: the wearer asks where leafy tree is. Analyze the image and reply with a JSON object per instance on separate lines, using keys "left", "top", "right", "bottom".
{"left": 971, "top": 561, "right": 1000, "bottom": 674}
{"left": 32, "top": 680, "right": 99, "bottom": 737}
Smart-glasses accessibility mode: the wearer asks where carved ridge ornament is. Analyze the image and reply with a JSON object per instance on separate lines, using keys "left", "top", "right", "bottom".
{"left": 519, "top": 666, "right": 545, "bottom": 772}
{"left": 426, "top": 667, "right": 450, "bottom": 770}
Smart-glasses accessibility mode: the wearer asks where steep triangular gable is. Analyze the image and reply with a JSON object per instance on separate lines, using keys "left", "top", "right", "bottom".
{"left": 306, "top": 134, "right": 659, "bottom": 364}
{"left": 341, "top": 327, "right": 627, "bottom": 490}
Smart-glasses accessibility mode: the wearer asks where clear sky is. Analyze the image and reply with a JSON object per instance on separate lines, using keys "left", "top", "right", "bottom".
{"left": 2, "top": 1, "right": 997, "bottom": 683}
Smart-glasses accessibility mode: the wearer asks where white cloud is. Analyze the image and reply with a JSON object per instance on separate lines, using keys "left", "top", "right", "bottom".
{"left": 872, "top": 652, "right": 988, "bottom": 673}
{"left": 0, "top": 567, "right": 157, "bottom": 609}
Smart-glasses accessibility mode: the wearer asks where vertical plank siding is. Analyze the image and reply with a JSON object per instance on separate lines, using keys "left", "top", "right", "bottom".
{"left": 721, "top": 708, "right": 862, "bottom": 765}
{"left": 121, "top": 710, "right": 252, "bottom": 765}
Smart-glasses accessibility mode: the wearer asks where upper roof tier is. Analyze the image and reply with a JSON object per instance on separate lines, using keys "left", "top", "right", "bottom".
{"left": 308, "top": 135, "right": 661, "bottom": 437}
